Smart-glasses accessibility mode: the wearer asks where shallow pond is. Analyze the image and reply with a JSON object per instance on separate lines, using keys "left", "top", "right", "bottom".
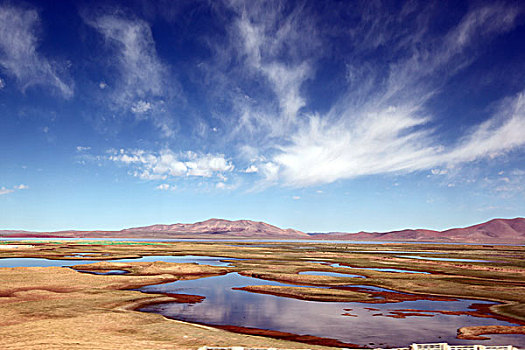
{"left": 138, "top": 272, "right": 525, "bottom": 348}
{"left": 75, "top": 269, "right": 130, "bottom": 275}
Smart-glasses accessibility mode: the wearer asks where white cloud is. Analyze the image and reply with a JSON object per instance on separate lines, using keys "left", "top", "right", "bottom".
{"left": 237, "top": 11, "right": 311, "bottom": 122}
{"left": 110, "top": 149, "right": 234, "bottom": 180}
{"left": 431, "top": 169, "right": 448, "bottom": 176}
{"left": 85, "top": 15, "right": 166, "bottom": 102}
{"left": 214, "top": 1, "right": 317, "bottom": 140}
{"left": 0, "top": 4, "right": 73, "bottom": 97}
{"left": 131, "top": 100, "right": 152, "bottom": 114}
{"left": 0, "top": 187, "right": 14, "bottom": 195}
{"left": 272, "top": 90, "right": 525, "bottom": 186}
{"left": 254, "top": 4, "right": 525, "bottom": 187}
{"left": 99, "top": 81, "right": 107, "bottom": 89}
{"left": 76, "top": 146, "right": 91, "bottom": 152}
{"left": 259, "top": 162, "right": 280, "bottom": 183}
{"left": 0, "top": 77, "right": 4, "bottom": 89}
{"left": 0, "top": 184, "right": 28, "bottom": 195}
{"left": 292, "top": 195, "right": 300, "bottom": 200}
{"left": 216, "top": 181, "right": 238, "bottom": 190}
{"left": 244, "top": 165, "right": 258, "bottom": 173}
{"left": 444, "top": 92, "right": 525, "bottom": 164}
{"left": 155, "top": 183, "right": 175, "bottom": 191}
{"left": 84, "top": 12, "right": 175, "bottom": 136}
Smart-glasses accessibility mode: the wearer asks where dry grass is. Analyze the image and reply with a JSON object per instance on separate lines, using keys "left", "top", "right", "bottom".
{"left": 0, "top": 266, "right": 337, "bottom": 350}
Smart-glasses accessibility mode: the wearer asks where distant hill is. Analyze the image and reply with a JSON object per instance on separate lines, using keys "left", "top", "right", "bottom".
{"left": 1, "top": 217, "right": 524, "bottom": 243}
{"left": 317, "top": 218, "right": 525, "bottom": 243}
{"left": 121, "top": 218, "right": 308, "bottom": 238}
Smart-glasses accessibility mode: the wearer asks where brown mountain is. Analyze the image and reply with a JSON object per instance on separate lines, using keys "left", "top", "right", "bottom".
{"left": 121, "top": 218, "right": 308, "bottom": 238}
{"left": 318, "top": 218, "right": 525, "bottom": 243}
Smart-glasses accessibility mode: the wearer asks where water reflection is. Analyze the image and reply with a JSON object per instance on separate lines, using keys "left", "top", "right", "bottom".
{"left": 139, "top": 273, "right": 525, "bottom": 348}
{"left": 75, "top": 269, "right": 129, "bottom": 275}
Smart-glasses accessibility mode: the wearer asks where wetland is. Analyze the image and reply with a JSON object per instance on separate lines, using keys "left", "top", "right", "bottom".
{"left": 0, "top": 240, "right": 524, "bottom": 349}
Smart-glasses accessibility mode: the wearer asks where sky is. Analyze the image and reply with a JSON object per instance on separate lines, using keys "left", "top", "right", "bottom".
{"left": 0, "top": 0, "right": 524, "bottom": 233}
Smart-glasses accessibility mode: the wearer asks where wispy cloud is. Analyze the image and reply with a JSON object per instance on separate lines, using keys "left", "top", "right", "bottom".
{"left": 243, "top": 2, "right": 525, "bottom": 187}
{"left": 99, "top": 2, "right": 525, "bottom": 190}
{"left": 109, "top": 149, "right": 234, "bottom": 180}
{"left": 0, "top": 4, "right": 73, "bottom": 97}
{"left": 203, "top": 0, "right": 318, "bottom": 147}
{"left": 76, "top": 146, "right": 91, "bottom": 152}
{"left": 0, "top": 184, "right": 28, "bottom": 195}
{"left": 274, "top": 90, "right": 525, "bottom": 186}
{"left": 83, "top": 10, "right": 177, "bottom": 136}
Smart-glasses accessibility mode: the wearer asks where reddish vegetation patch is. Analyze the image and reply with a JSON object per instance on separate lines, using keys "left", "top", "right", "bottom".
{"left": 332, "top": 285, "right": 457, "bottom": 304}
{"left": 457, "top": 325, "right": 525, "bottom": 340}
{"left": 342, "top": 312, "right": 358, "bottom": 317}
{"left": 3, "top": 234, "right": 65, "bottom": 238}
{"left": 383, "top": 311, "right": 434, "bottom": 318}
{"left": 364, "top": 307, "right": 380, "bottom": 311}
{"left": 385, "top": 307, "right": 494, "bottom": 319}
{"left": 158, "top": 293, "right": 205, "bottom": 304}
{"left": 214, "top": 324, "right": 361, "bottom": 348}
{"left": 371, "top": 304, "right": 525, "bottom": 324}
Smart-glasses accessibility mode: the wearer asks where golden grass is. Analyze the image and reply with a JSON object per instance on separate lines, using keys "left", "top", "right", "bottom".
{"left": 0, "top": 266, "right": 336, "bottom": 350}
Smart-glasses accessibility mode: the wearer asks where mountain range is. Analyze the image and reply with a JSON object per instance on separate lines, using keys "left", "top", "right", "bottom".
{"left": 1, "top": 217, "right": 524, "bottom": 243}
{"left": 316, "top": 217, "right": 525, "bottom": 243}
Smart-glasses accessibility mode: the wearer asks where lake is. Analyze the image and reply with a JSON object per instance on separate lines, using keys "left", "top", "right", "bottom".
{"left": 138, "top": 272, "right": 525, "bottom": 348}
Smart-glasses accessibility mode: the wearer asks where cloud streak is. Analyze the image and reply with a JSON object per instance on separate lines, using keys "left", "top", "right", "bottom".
{"left": 0, "top": 4, "right": 73, "bottom": 97}
{"left": 83, "top": 10, "right": 177, "bottom": 136}
{"left": 0, "top": 184, "right": 28, "bottom": 196}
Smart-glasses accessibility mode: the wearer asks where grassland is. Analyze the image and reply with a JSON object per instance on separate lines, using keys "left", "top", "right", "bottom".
{"left": 0, "top": 240, "right": 524, "bottom": 349}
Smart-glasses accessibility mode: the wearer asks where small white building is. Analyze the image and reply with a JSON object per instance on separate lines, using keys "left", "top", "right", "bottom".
{"left": 197, "top": 343, "right": 521, "bottom": 350}
{"left": 371, "top": 343, "right": 521, "bottom": 350}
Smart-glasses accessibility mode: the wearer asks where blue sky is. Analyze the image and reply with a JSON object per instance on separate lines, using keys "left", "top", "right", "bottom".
{"left": 1, "top": 0, "right": 524, "bottom": 233}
